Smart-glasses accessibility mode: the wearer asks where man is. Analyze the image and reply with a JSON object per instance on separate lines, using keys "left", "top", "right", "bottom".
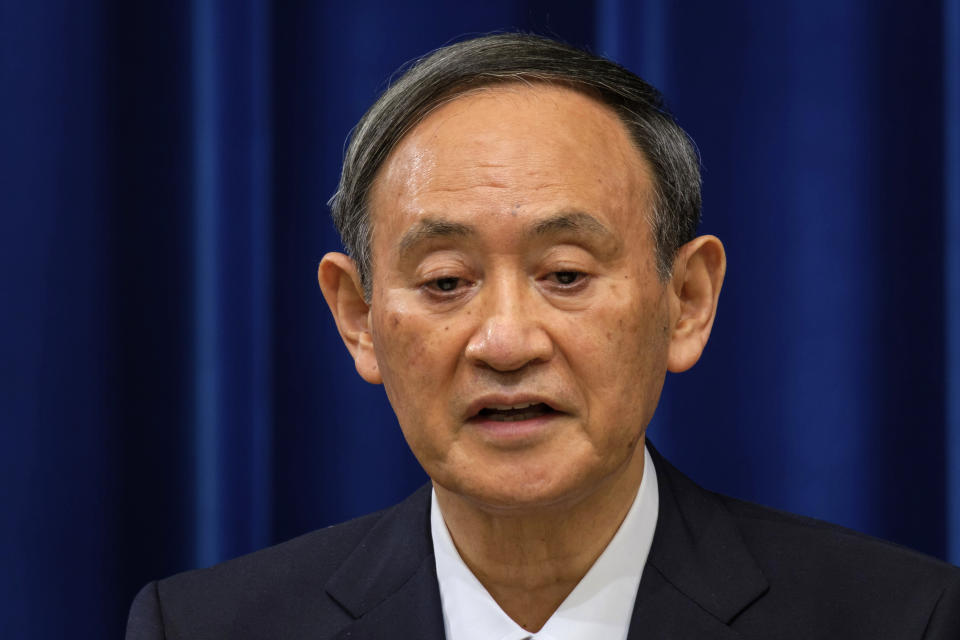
{"left": 127, "top": 34, "right": 960, "bottom": 639}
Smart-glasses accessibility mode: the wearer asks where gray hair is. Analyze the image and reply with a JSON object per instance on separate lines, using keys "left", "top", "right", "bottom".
{"left": 329, "top": 33, "right": 702, "bottom": 298}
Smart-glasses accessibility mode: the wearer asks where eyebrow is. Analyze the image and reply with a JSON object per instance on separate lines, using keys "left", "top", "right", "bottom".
{"left": 397, "top": 218, "right": 476, "bottom": 255}
{"left": 395, "top": 210, "right": 620, "bottom": 258}
{"left": 530, "top": 211, "right": 615, "bottom": 240}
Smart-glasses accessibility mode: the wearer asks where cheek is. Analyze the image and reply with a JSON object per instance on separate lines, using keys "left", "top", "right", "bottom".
{"left": 571, "top": 287, "right": 669, "bottom": 424}
{"left": 374, "top": 312, "right": 427, "bottom": 389}
{"left": 590, "top": 292, "right": 665, "bottom": 366}
{"left": 372, "top": 309, "right": 462, "bottom": 418}
{"left": 371, "top": 308, "right": 471, "bottom": 470}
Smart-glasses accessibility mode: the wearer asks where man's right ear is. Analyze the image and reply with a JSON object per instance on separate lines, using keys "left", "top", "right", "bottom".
{"left": 317, "top": 253, "right": 383, "bottom": 385}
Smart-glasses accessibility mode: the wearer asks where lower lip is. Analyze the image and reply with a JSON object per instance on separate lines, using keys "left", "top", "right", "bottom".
{"left": 466, "top": 412, "right": 564, "bottom": 446}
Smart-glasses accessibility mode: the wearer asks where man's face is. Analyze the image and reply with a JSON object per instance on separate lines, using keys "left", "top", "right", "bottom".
{"left": 365, "top": 84, "right": 672, "bottom": 510}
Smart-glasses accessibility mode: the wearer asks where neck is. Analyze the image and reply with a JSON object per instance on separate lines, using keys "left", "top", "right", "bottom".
{"left": 433, "top": 440, "right": 646, "bottom": 632}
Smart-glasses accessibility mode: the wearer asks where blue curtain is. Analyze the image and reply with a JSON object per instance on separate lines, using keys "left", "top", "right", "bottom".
{"left": 2, "top": 1, "right": 957, "bottom": 637}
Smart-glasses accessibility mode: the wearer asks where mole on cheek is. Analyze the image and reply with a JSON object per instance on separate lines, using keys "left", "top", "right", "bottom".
{"left": 407, "top": 336, "right": 428, "bottom": 368}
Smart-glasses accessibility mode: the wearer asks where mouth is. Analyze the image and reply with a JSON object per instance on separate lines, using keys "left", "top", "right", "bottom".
{"left": 465, "top": 397, "right": 566, "bottom": 446}
{"left": 474, "top": 402, "right": 557, "bottom": 422}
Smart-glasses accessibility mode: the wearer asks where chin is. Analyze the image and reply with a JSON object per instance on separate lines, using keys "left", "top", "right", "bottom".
{"left": 436, "top": 458, "right": 606, "bottom": 514}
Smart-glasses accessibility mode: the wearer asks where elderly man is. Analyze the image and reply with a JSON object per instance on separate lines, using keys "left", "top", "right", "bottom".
{"left": 127, "top": 34, "right": 960, "bottom": 639}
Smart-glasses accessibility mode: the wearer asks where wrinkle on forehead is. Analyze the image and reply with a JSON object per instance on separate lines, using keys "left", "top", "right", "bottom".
{"left": 368, "top": 83, "right": 656, "bottom": 246}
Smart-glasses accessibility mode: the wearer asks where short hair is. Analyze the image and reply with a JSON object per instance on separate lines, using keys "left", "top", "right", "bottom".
{"left": 329, "top": 33, "right": 702, "bottom": 298}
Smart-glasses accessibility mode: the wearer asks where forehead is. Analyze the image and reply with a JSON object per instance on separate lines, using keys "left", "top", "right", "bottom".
{"left": 369, "top": 83, "right": 655, "bottom": 245}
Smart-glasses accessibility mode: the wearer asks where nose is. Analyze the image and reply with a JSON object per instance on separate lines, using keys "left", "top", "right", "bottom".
{"left": 463, "top": 277, "right": 554, "bottom": 372}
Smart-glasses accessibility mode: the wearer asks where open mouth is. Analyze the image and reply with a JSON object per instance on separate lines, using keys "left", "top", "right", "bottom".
{"left": 475, "top": 402, "right": 556, "bottom": 422}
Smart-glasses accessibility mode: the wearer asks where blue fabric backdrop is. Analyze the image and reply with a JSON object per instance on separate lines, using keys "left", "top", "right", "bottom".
{"left": 2, "top": 1, "right": 958, "bottom": 637}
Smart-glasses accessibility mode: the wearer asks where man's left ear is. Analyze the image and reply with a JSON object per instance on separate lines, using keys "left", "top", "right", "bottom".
{"left": 666, "top": 235, "right": 726, "bottom": 373}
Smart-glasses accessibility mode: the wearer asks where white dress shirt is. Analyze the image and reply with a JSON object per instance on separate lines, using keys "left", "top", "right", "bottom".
{"left": 431, "top": 445, "right": 659, "bottom": 640}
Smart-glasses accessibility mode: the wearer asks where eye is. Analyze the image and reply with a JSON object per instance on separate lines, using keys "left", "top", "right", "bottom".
{"left": 432, "top": 277, "right": 461, "bottom": 292}
{"left": 550, "top": 271, "right": 585, "bottom": 286}
{"left": 540, "top": 269, "right": 590, "bottom": 295}
{"left": 422, "top": 275, "right": 472, "bottom": 298}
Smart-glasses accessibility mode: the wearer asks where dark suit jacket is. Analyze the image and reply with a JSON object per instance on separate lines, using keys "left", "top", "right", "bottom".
{"left": 126, "top": 447, "right": 960, "bottom": 639}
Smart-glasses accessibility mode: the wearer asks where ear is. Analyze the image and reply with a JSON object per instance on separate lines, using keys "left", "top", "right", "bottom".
{"left": 666, "top": 235, "right": 726, "bottom": 373}
{"left": 317, "top": 253, "right": 382, "bottom": 384}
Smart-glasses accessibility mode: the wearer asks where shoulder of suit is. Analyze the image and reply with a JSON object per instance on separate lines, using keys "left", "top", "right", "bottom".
{"left": 150, "top": 504, "right": 392, "bottom": 638}
{"left": 719, "top": 492, "right": 957, "bottom": 576}
{"left": 164, "top": 506, "right": 385, "bottom": 590}
{"left": 652, "top": 444, "right": 959, "bottom": 588}
{"left": 715, "top": 491, "right": 960, "bottom": 632}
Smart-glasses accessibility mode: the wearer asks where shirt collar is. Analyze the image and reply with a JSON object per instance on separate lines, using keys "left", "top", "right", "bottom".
{"left": 431, "top": 445, "right": 659, "bottom": 640}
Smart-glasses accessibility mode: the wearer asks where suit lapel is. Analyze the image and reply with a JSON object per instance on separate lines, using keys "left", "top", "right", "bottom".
{"left": 627, "top": 445, "right": 769, "bottom": 639}
{"left": 326, "top": 485, "right": 446, "bottom": 640}
{"left": 628, "top": 567, "right": 747, "bottom": 639}
{"left": 323, "top": 446, "right": 768, "bottom": 640}
{"left": 331, "top": 558, "right": 445, "bottom": 640}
